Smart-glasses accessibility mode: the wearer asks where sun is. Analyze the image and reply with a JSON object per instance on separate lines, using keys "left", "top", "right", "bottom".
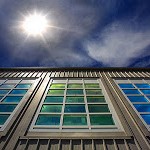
{"left": 22, "top": 12, "right": 48, "bottom": 36}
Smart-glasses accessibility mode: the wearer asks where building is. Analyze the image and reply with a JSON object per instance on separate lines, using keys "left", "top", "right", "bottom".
{"left": 0, "top": 67, "right": 150, "bottom": 150}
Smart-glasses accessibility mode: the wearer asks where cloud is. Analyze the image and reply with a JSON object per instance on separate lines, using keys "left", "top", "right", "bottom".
{"left": 85, "top": 21, "right": 150, "bottom": 67}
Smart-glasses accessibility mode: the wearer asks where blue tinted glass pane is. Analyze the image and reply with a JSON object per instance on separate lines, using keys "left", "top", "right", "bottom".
{"left": 44, "top": 96, "right": 63, "bottom": 103}
{"left": 134, "top": 104, "right": 150, "bottom": 112}
{"left": 67, "top": 90, "right": 83, "bottom": 95}
{"left": 3, "top": 96, "right": 23, "bottom": 103}
{"left": 48, "top": 90, "right": 64, "bottom": 95}
{"left": 36, "top": 114, "right": 60, "bottom": 125}
{"left": 0, "top": 84, "right": 15, "bottom": 88}
{"left": 66, "top": 97, "right": 84, "bottom": 103}
{"left": 10, "top": 90, "right": 27, "bottom": 94}
{"left": 64, "top": 105, "right": 85, "bottom": 113}
{"left": 147, "top": 96, "right": 150, "bottom": 99}
{"left": 41, "top": 105, "right": 62, "bottom": 112}
{"left": 88, "top": 105, "right": 110, "bottom": 113}
{"left": 63, "top": 115, "right": 87, "bottom": 126}
{"left": 0, "top": 96, "right": 3, "bottom": 99}
{"left": 90, "top": 114, "right": 115, "bottom": 125}
{"left": 86, "top": 90, "right": 102, "bottom": 95}
{"left": 141, "top": 90, "right": 150, "bottom": 94}
{"left": 16, "top": 84, "right": 31, "bottom": 88}
{"left": 123, "top": 89, "right": 140, "bottom": 94}
{"left": 0, "top": 114, "right": 10, "bottom": 125}
{"left": 119, "top": 84, "right": 134, "bottom": 88}
{"left": 127, "top": 96, "right": 148, "bottom": 102}
{"left": 0, "top": 104, "right": 17, "bottom": 112}
{"left": 141, "top": 114, "right": 150, "bottom": 125}
{"left": 135, "top": 84, "right": 150, "bottom": 88}
{"left": 0, "top": 90, "right": 9, "bottom": 94}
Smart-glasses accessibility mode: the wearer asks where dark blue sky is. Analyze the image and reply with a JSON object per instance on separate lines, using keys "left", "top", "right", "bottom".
{"left": 0, "top": 0, "right": 150, "bottom": 67}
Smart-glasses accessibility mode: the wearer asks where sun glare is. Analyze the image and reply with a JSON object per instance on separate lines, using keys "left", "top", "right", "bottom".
{"left": 22, "top": 12, "right": 48, "bottom": 36}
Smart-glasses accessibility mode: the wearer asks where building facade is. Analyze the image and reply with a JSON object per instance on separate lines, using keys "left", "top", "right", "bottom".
{"left": 0, "top": 68, "right": 150, "bottom": 150}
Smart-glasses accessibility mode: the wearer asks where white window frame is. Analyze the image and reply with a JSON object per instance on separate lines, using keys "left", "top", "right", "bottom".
{"left": 115, "top": 79, "right": 150, "bottom": 131}
{"left": 0, "top": 78, "right": 36, "bottom": 131}
{"left": 30, "top": 78, "right": 123, "bottom": 132}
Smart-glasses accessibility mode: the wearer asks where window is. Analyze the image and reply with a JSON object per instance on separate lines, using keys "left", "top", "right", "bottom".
{"left": 0, "top": 79, "right": 35, "bottom": 130}
{"left": 30, "top": 79, "right": 122, "bottom": 132}
{"left": 116, "top": 79, "right": 150, "bottom": 129}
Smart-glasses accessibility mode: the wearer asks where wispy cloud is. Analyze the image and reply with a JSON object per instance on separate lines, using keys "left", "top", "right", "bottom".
{"left": 85, "top": 21, "right": 150, "bottom": 67}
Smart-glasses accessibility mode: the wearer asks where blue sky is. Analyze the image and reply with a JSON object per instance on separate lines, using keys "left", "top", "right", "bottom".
{"left": 0, "top": 0, "right": 150, "bottom": 67}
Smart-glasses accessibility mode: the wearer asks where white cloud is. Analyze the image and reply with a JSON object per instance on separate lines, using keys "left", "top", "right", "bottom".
{"left": 85, "top": 22, "right": 150, "bottom": 67}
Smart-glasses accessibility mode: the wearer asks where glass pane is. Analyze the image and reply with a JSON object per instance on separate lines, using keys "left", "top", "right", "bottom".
{"left": 0, "top": 96, "right": 3, "bottom": 99}
{"left": 68, "top": 84, "right": 82, "bottom": 88}
{"left": 87, "top": 96, "right": 105, "bottom": 103}
{"left": 135, "top": 84, "right": 150, "bottom": 88}
{"left": 3, "top": 96, "right": 23, "bottom": 103}
{"left": 50, "top": 84, "right": 65, "bottom": 89}
{"left": 118, "top": 84, "right": 134, "bottom": 88}
{"left": 36, "top": 114, "right": 60, "bottom": 125}
{"left": 10, "top": 89, "right": 27, "bottom": 94}
{"left": 41, "top": 105, "right": 62, "bottom": 112}
{"left": 0, "top": 104, "right": 17, "bottom": 112}
{"left": 122, "top": 89, "right": 140, "bottom": 95}
{"left": 88, "top": 104, "right": 109, "bottom": 113}
{"left": 16, "top": 84, "right": 31, "bottom": 88}
{"left": 64, "top": 105, "right": 85, "bottom": 113}
{"left": 0, "top": 90, "right": 9, "bottom": 94}
{"left": 66, "top": 97, "right": 84, "bottom": 103}
{"left": 85, "top": 83, "right": 99, "bottom": 88}
{"left": 90, "top": 114, "right": 115, "bottom": 125}
{"left": 141, "top": 114, "right": 150, "bottom": 125}
{"left": 44, "top": 96, "right": 63, "bottom": 103}
{"left": 67, "top": 90, "right": 83, "bottom": 95}
{"left": 0, "top": 114, "right": 10, "bottom": 125}
{"left": 63, "top": 115, "right": 87, "bottom": 126}
{"left": 48, "top": 90, "right": 64, "bottom": 95}
{"left": 134, "top": 104, "right": 150, "bottom": 112}
{"left": 127, "top": 96, "right": 148, "bottom": 102}
{"left": 0, "top": 84, "right": 15, "bottom": 88}
{"left": 140, "top": 90, "right": 150, "bottom": 94}
{"left": 86, "top": 90, "right": 102, "bottom": 95}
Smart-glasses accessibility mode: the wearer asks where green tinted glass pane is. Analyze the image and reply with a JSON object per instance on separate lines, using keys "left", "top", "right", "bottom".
{"left": 0, "top": 114, "right": 10, "bottom": 125}
{"left": 0, "top": 84, "right": 15, "bottom": 88}
{"left": 90, "top": 114, "right": 115, "bottom": 125}
{"left": 10, "top": 89, "right": 27, "bottom": 94}
{"left": 67, "top": 90, "right": 83, "bottom": 95}
{"left": 66, "top": 97, "right": 84, "bottom": 103}
{"left": 48, "top": 90, "right": 64, "bottom": 95}
{"left": 3, "top": 96, "right": 23, "bottom": 103}
{"left": 68, "top": 84, "right": 82, "bottom": 88}
{"left": 63, "top": 115, "right": 87, "bottom": 126}
{"left": 41, "top": 105, "right": 62, "bottom": 112}
{"left": 64, "top": 105, "right": 85, "bottom": 113}
{"left": 0, "top": 90, "right": 9, "bottom": 94}
{"left": 87, "top": 96, "right": 105, "bottom": 103}
{"left": 88, "top": 104, "right": 109, "bottom": 112}
{"left": 86, "top": 90, "right": 102, "bottom": 95}
{"left": 16, "top": 84, "right": 31, "bottom": 88}
{"left": 50, "top": 84, "right": 65, "bottom": 89}
{"left": 36, "top": 114, "right": 60, "bottom": 125}
{"left": 0, "top": 104, "right": 17, "bottom": 112}
{"left": 44, "top": 96, "right": 63, "bottom": 103}
{"left": 85, "top": 84, "right": 99, "bottom": 88}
